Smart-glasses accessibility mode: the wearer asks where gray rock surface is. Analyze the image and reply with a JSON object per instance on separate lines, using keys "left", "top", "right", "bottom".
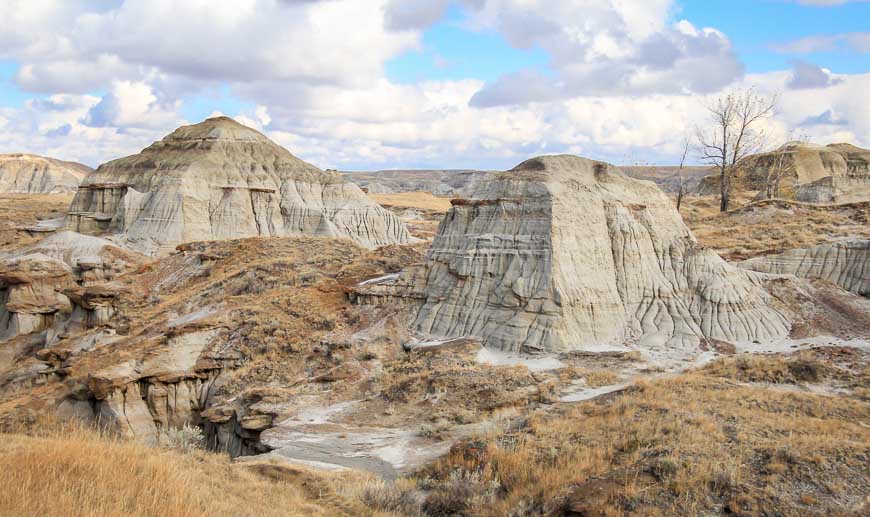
{"left": 345, "top": 165, "right": 711, "bottom": 197}
{"left": 740, "top": 240, "right": 869, "bottom": 296}
{"left": 354, "top": 155, "right": 790, "bottom": 353}
{"left": 794, "top": 176, "right": 870, "bottom": 204}
{"left": 67, "top": 117, "right": 412, "bottom": 255}
{"left": 342, "top": 169, "right": 492, "bottom": 197}
{"left": 0, "top": 154, "right": 90, "bottom": 193}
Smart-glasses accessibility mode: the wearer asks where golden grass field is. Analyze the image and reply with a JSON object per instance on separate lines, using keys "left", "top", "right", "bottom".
{"left": 0, "top": 425, "right": 384, "bottom": 517}
{"left": 369, "top": 191, "right": 454, "bottom": 212}
{"left": 0, "top": 194, "right": 73, "bottom": 252}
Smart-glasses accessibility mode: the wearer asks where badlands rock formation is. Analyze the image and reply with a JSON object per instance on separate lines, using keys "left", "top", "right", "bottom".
{"left": 697, "top": 142, "right": 870, "bottom": 199}
{"left": 0, "top": 231, "right": 145, "bottom": 341}
{"left": 794, "top": 176, "right": 870, "bottom": 204}
{"left": 343, "top": 169, "right": 492, "bottom": 197}
{"left": 354, "top": 155, "right": 790, "bottom": 353}
{"left": 740, "top": 240, "right": 869, "bottom": 297}
{"left": 0, "top": 154, "right": 91, "bottom": 193}
{"left": 67, "top": 117, "right": 411, "bottom": 255}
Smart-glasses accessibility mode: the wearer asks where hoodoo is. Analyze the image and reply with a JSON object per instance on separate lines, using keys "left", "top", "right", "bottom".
{"left": 355, "top": 155, "right": 791, "bottom": 353}
{"left": 66, "top": 117, "right": 411, "bottom": 254}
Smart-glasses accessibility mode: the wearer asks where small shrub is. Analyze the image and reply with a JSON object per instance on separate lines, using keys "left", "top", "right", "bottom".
{"left": 584, "top": 370, "right": 620, "bottom": 388}
{"left": 358, "top": 479, "right": 421, "bottom": 516}
{"left": 161, "top": 424, "right": 205, "bottom": 453}
{"left": 423, "top": 471, "right": 501, "bottom": 516}
{"left": 649, "top": 458, "right": 679, "bottom": 480}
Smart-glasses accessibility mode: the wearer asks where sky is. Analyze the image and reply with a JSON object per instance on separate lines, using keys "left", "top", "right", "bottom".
{"left": 0, "top": 0, "right": 868, "bottom": 170}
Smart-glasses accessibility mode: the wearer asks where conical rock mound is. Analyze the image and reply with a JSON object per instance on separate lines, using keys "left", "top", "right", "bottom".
{"left": 67, "top": 117, "right": 411, "bottom": 254}
{"left": 355, "top": 155, "right": 790, "bottom": 353}
{"left": 0, "top": 154, "right": 90, "bottom": 193}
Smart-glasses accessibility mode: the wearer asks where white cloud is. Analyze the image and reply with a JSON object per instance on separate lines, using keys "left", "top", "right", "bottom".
{"left": 787, "top": 61, "right": 842, "bottom": 89}
{"left": 0, "top": 0, "right": 867, "bottom": 173}
{"left": 460, "top": 1, "right": 744, "bottom": 104}
{"left": 772, "top": 32, "right": 870, "bottom": 54}
{"left": 84, "top": 80, "right": 183, "bottom": 129}
{"left": 2, "top": 0, "right": 418, "bottom": 93}
{"left": 0, "top": 93, "right": 170, "bottom": 166}
{"left": 384, "top": 0, "right": 451, "bottom": 30}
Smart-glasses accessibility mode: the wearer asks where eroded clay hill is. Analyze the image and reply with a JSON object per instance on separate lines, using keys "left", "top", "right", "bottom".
{"left": 66, "top": 117, "right": 411, "bottom": 255}
{"left": 355, "top": 155, "right": 791, "bottom": 353}
{"left": 697, "top": 141, "right": 870, "bottom": 202}
{"left": 741, "top": 239, "right": 869, "bottom": 296}
{"left": 0, "top": 154, "right": 90, "bottom": 194}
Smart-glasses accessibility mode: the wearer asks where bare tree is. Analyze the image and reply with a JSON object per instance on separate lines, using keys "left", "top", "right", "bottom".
{"left": 676, "top": 137, "right": 690, "bottom": 212}
{"left": 764, "top": 132, "right": 805, "bottom": 199}
{"left": 696, "top": 88, "right": 777, "bottom": 212}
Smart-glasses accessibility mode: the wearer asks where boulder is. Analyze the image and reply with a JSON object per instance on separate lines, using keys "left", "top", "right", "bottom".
{"left": 0, "top": 154, "right": 90, "bottom": 194}
{"left": 354, "top": 155, "right": 790, "bottom": 353}
{"left": 66, "top": 116, "right": 412, "bottom": 255}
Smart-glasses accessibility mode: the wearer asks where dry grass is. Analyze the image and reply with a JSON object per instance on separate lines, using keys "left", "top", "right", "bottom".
{"left": 702, "top": 353, "right": 832, "bottom": 384}
{"left": 368, "top": 191, "right": 453, "bottom": 212}
{"left": 0, "top": 193, "right": 73, "bottom": 252}
{"left": 0, "top": 426, "right": 375, "bottom": 517}
{"left": 421, "top": 362, "right": 870, "bottom": 516}
{"left": 366, "top": 342, "right": 542, "bottom": 427}
{"left": 683, "top": 197, "right": 870, "bottom": 260}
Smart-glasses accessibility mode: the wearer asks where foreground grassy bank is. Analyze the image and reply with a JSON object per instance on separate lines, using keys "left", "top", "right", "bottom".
{"left": 0, "top": 426, "right": 379, "bottom": 517}
{"left": 2, "top": 350, "right": 866, "bottom": 516}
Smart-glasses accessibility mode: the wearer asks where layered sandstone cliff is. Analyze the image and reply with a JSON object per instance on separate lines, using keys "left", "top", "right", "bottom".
{"left": 740, "top": 240, "right": 869, "bottom": 297}
{"left": 67, "top": 117, "right": 411, "bottom": 255}
{"left": 0, "top": 231, "right": 145, "bottom": 341}
{"left": 0, "top": 154, "right": 90, "bottom": 193}
{"left": 354, "top": 155, "right": 790, "bottom": 353}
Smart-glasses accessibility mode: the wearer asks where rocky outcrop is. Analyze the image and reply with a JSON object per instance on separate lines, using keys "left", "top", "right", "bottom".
{"left": 343, "top": 169, "right": 492, "bottom": 198}
{"left": 67, "top": 117, "right": 412, "bottom": 255}
{"left": 794, "top": 176, "right": 870, "bottom": 204}
{"left": 0, "top": 232, "right": 146, "bottom": 341}
{"left": 0, "top": 154, "right": 91, "bottom": 194}
{"left": 740, "top": 240, "right": 869, "bottom": 297}
{"left": 696, "top": 142, "right": 870, "bottom": 198}
{"left": 354, "top": 155, "right": 790, "bottom": 353}
{"left": 56, "top": 323, "right": 232, "bottom": 446}
{"left": 0, "top": 254, "right": 75, "bottom": 340}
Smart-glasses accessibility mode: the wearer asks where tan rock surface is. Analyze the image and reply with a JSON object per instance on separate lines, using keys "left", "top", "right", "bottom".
{"left": 0, "top": 231, "right": 146, "bottom": 341}
{"left": 0, "top": 154, "right": 90, "bottom": 194}
{"left": 696, "top": 141, "right": 870, "bottom": 198}
{"left": 67, "top": 117, "right": 411, "bottom": 255}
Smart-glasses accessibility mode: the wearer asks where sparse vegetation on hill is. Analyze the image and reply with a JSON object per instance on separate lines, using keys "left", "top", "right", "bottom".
{"left": 682, "top": 197, "right": 870, "bottom": 260}
{"left": 0, "top": 194, "right": 72, "bottom": 252}
{"left": 410, "top": 352, "right": 869, "bottom": 516}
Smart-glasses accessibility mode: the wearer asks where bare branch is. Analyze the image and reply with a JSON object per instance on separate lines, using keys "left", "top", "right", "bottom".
{"left": 695, "top": 87, "right": 778, "bottom": 212}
